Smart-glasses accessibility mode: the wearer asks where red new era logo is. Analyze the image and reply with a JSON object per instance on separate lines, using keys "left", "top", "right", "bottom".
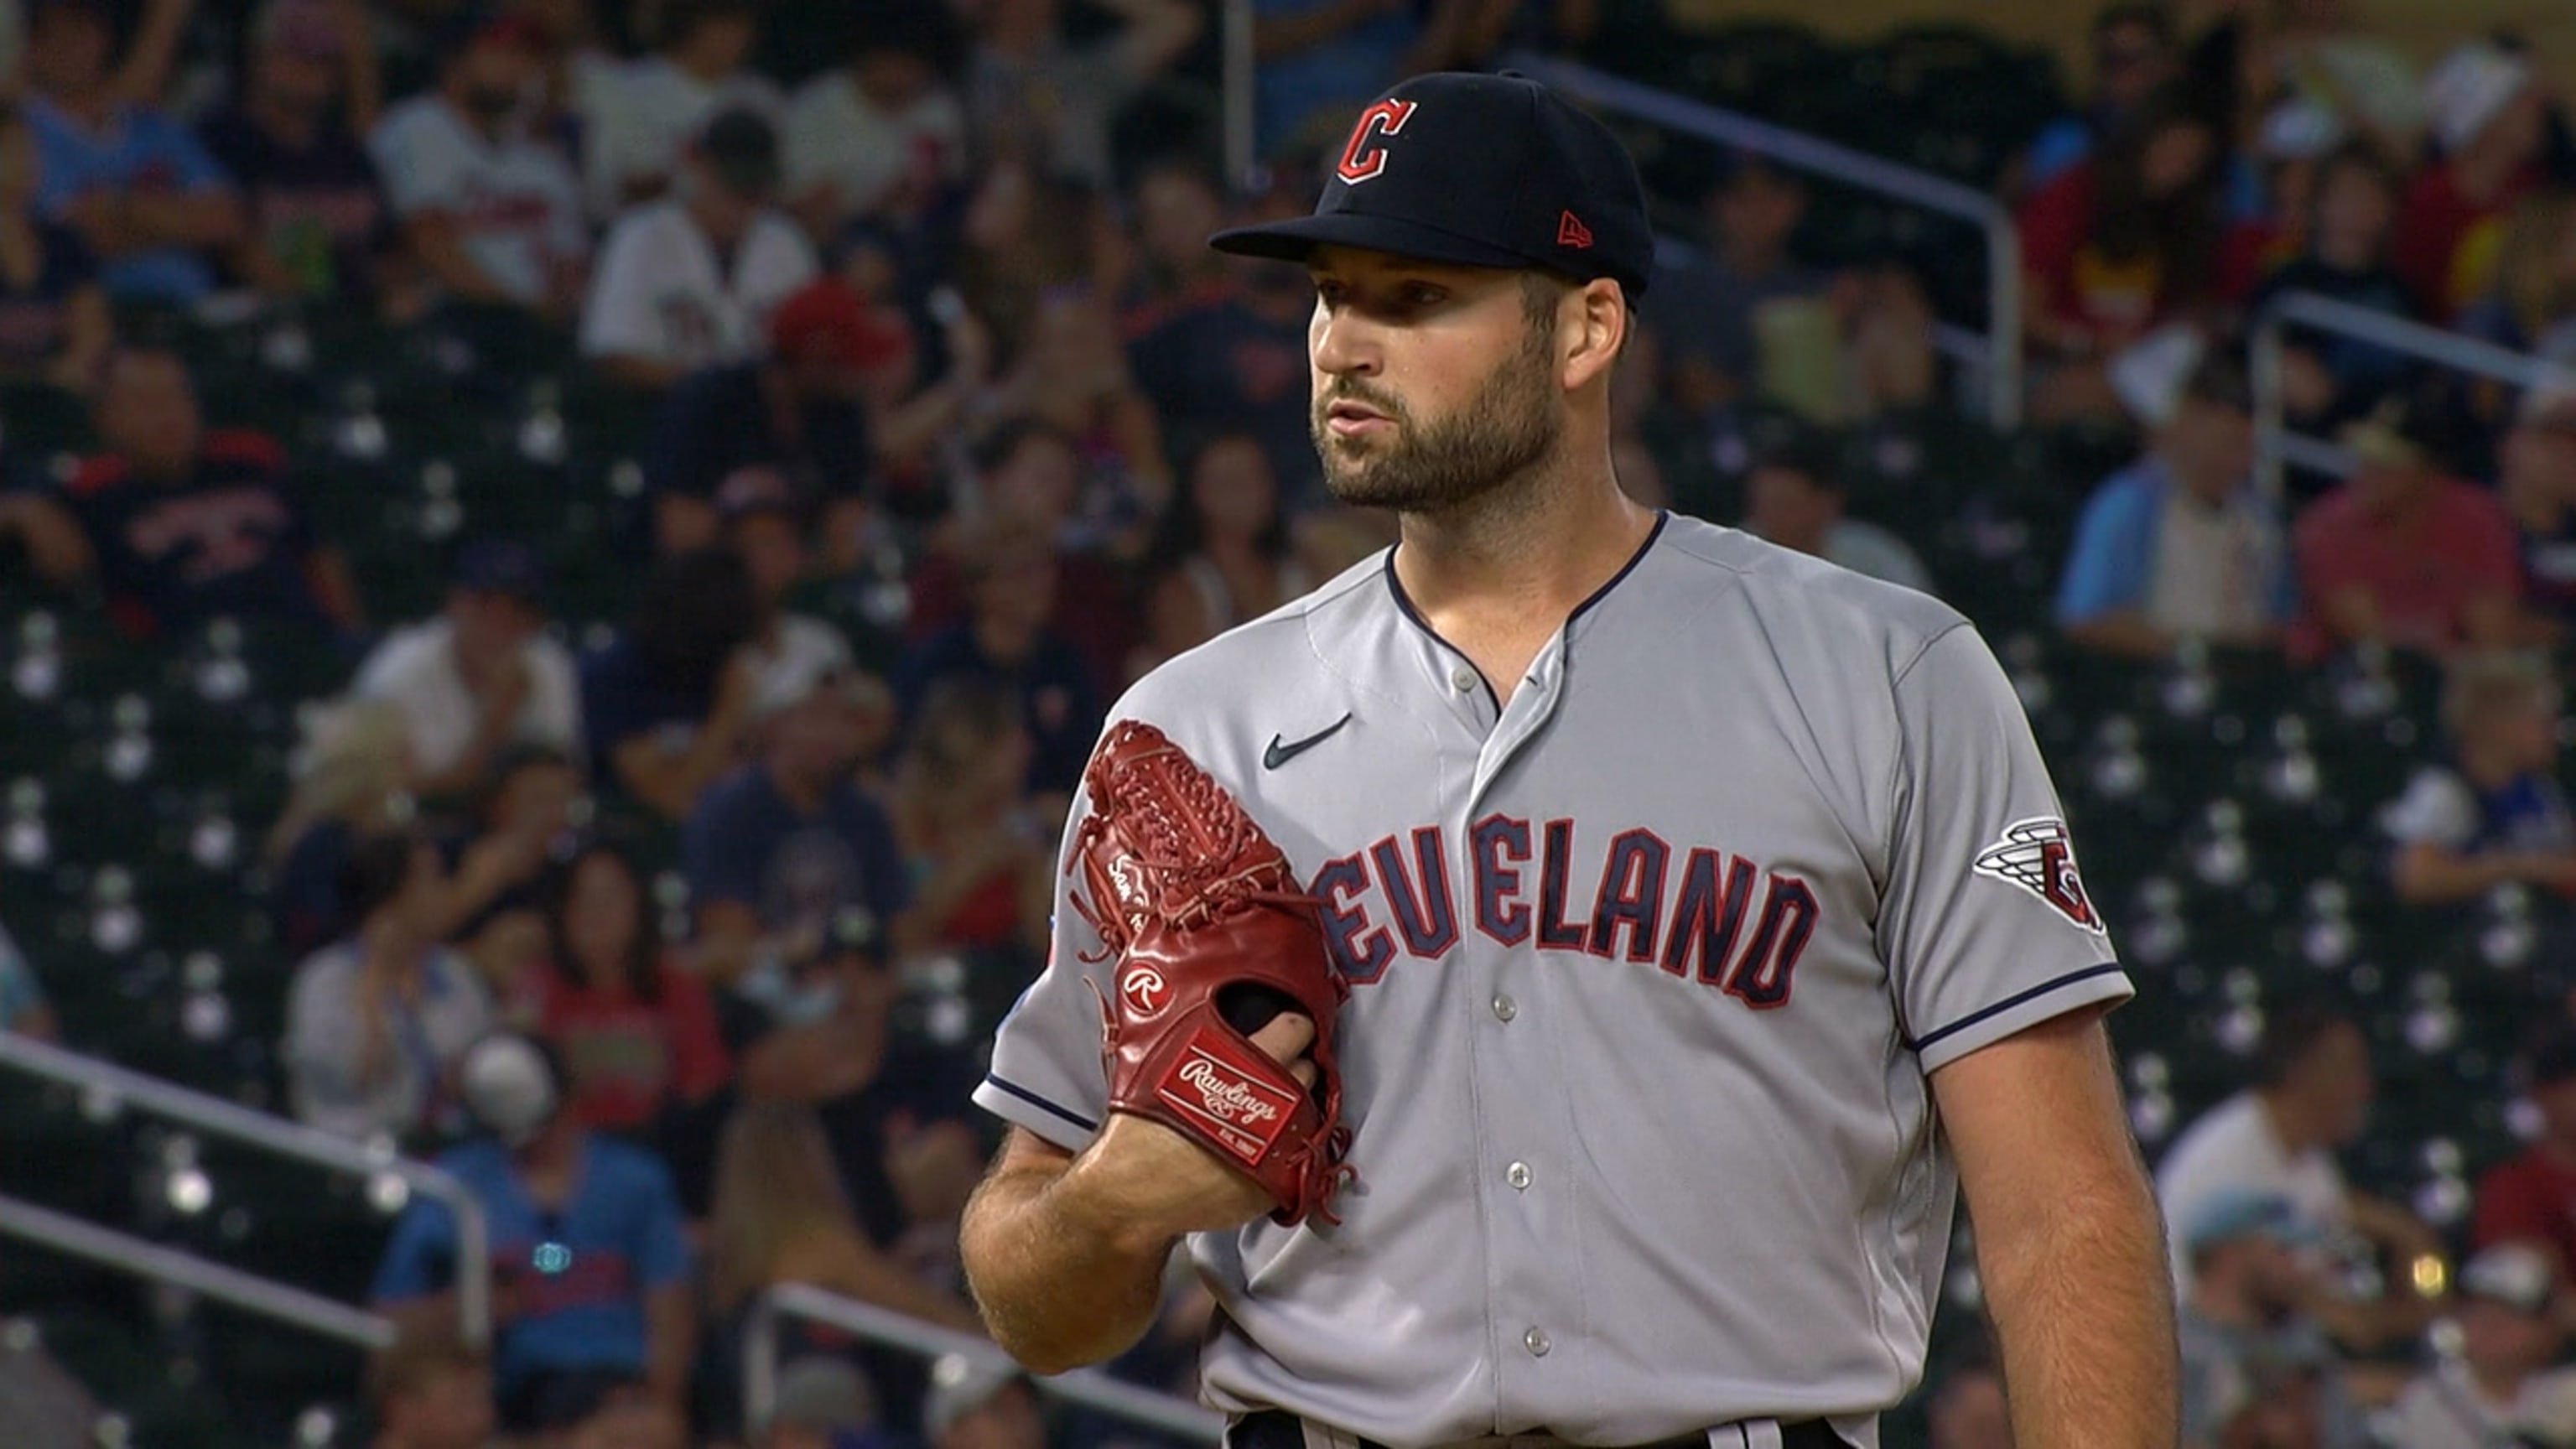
{"left": 1557, "top": 210, "right": 1593, "bottom": 249}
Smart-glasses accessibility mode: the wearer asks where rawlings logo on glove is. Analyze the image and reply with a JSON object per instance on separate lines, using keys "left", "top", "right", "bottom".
{"left": 1068, "top": 719, "right": 1358, "bottom": 1226}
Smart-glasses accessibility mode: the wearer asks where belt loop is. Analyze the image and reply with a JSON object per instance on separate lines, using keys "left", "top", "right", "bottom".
{"left": 1737, "top": 1422, "right": 1783, "bottom": 1449}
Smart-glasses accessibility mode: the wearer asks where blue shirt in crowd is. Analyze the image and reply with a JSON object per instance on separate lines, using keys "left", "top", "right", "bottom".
{"left": 682, "top": 765, "right": 912, "bottom": 941}
{"left": 371, "top": 1135, "right": 693, "bottom": 1394}
{"left": 2056, "top": 458, "right": 2296, "bottom": 629}
{"left": 26, "top": 96, "right": 231, "bottom": 304}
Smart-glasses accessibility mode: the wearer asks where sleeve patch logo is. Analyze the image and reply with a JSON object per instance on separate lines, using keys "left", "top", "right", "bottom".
{"left": 1973, "top": 817, "right": 2105, "bottom": 934}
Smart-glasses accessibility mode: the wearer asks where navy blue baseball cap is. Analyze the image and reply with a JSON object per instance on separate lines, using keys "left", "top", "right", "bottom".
{"left": 1210, "top": 71, "right": 1654, "bottom": 299}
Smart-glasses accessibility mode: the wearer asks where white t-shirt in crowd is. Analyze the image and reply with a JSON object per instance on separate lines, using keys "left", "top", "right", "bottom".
{"left": 579, "top": 199, "right": 817, "bottom": 372}
{"left": 2146, "top": 486, "right": 2278, "bottom": 642}
{"left": 2375, "top": 1363, "right": 2576, "bottom": 1449}
{"left": 2154, "top": 1089, "right": 2352, "bottom": 1286}
{"left": 579, "top": 57, "right": 782, "bottom": 219}
{"left": 782, "top": 70, "right": 967, "bottom": 221}
{"left": 370, "top": 96, "right": 588, "bottom": 306}
{"left": 354, "top": 618, "right": 584, "bottom": 781}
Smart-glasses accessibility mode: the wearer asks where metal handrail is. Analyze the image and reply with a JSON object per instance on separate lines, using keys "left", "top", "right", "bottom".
{"left": 743, "top": 1283, "right": 1224, "bottom": 1442}
{"left": 1498, "top": 51, "right": 2026, "bottom": 430}
{"left": 0, "top": 1033, "right": 491, "bottom": 1348}
{"left": 1220, "top": 0, "right": 1255, "bottom": 191}
{"left": 0, "top": 1193, "right": 397, "bottom": 1350}
{"left": 2251, "top": 288, "right": 2576, "bottom": 500}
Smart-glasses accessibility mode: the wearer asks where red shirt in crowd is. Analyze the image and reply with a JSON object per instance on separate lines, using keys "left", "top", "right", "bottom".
{"left": 2290, "top": 475, "right": 2523, "bottom": 661}
{"left": 2475, "top": 1147, "right": 2576, "bottom": 1281}
{"left": 539, "top": 959, "right": 732, "bottom": 1133}
{"left": 2389, "top": 163, "right": 2541, "bottom": 322}
{"left": 2019, "top": 164, "right": 2166, "bottom": 350}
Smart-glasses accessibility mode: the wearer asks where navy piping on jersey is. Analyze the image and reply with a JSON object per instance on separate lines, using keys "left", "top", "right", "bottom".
{"left": 1904, "top": 962, "right": 2127, "bottom": 1053}
{"left": 1380, "top": 510, "right": 1670, "bottom": 709}
{"left": 983, "top": 1074, "right": 1099, "bottom": 1133}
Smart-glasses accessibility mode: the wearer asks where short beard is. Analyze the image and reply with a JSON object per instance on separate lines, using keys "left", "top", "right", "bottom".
{"left": 1311, "top": 293, "right": 1562, "bottom": 512}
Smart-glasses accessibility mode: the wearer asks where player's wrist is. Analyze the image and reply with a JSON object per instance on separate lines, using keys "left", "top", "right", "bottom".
{"left": 1058, "top": 1136, "right": 1190, "bottom": 1261}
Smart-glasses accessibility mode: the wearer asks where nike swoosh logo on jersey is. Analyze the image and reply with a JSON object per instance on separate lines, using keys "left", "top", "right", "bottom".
{"left": 1263, "top": 714, "right": 1353, "bottom": 770}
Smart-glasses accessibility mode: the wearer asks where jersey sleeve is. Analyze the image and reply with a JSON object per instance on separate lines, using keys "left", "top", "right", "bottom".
{"left": 1878, "top": 624, "right": 2132, "bottom": 1072}
{"left": 970, "top": 778, "right": 1114, "bottom": 1151}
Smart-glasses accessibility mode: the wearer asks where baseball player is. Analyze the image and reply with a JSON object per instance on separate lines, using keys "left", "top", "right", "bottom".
{"left": 958, "top": 72, "right": 2177, "bottom": 1449}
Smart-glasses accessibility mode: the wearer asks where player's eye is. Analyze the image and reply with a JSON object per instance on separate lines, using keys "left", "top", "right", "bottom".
{"left": 1400, "top": 283, "right": 1447, "bottom": 307}
{"left": 1312, "top": 279, "right": 1346, "bottom": 308}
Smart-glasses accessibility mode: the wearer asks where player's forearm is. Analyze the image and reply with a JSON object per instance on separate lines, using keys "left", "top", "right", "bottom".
{"left": 1979, "top": 1172, "right": 2178, "bottom": 1448}
{"left": 958, "top": 1156, "right": 1173, "bottom": 1374}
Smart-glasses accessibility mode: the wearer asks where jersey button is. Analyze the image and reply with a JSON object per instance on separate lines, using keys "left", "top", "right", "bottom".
{"left": 1523, "top": 1327, "right": 1550, "bottom": 1357}
{"left": 1506, "top": 1161, "right": 1532, "bottom": 1191}
{"left": 1492, "top": 994, "right": 1517, "bottom": 1022}
{"left": 1450, "top": 665, "right": 1478, "bottom": 693}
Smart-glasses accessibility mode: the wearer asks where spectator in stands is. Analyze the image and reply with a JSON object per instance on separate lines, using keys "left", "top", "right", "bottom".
{"left": 2290, "top": 395, "right": 2528, "bottom": 662}
{"left": 985, "top": 287, "right": 1171, "bottom": 550}
{"left": 895, "top": 516, "right": 1105, "bottom": 802}
{"left": 30, "top": 345, "right": 363, "bottom": 640}
{"left": 2454, "top": 188, "right": 2576, "bottom": 367}
{"left": 706, "top": 1104, "right": 982, "bottom": 1335}
{"left": 0, "top": 99, "right": 109, "bottom": 392}
{"left": 1739, "top": 424, "right": 1935, "bottom": 595}
{"left": 2058, "top": 339, "right": 2292, "bottom": 657}
{"left": 20, "top": 0, "right": 244, "bottom": 304}
{"left": 653, "top": 279, "right": 874, "bottom": 555}
{"left": 0, "top": 917, "right": 58, "bottom": 1040}
{"left": 2381, "top": 650, "right": 2576, "bottom": 903}
{"left": 925, "top": 1354, "right": 1043, "bottom": 1449}
{"left": 1127, "top": 242, "right": 1318, "bottom": 511}
{"left": 284, "top": 830, "right": 496, "bottom": 1141}
{"left": 2506, "top": 387, "right": 2576, "bottom": 626}
{"left": 886, "top": 678, "right": 1050, "bottom": 957}
{"left": 1650, "top": 154, "right": 1831, "bottom": 419}
{"left": 1136, "top": 430, "right": 1311, "bottom": 674}
{"left": 1924, "top": 1353, "right": 2010, "bottom": 1449}
{"left": 1119, "top": 157, "right": 1233, "bottom": 328}
{"left": 716, "top": 469, "right": 879, "bottom": 719}
{"left": 367, "top": 1329, "right": 498, "bottom": 1449}
{"left": 267, "top": 697, "right": 414, "bottom": 960}
{"left": 374, "top": 1034, "right": 696, "bottom": 1431}
{"left": 2174, "top": 1192, "right": 2366, "bottom": 1449}
{"left": 577, "top": 0, "right": 776, "bottom": 221}
{"left": 580, "top": 106, "right": 818, "bottom": 392}
{"left": 963, "top": 0, "right": 1202, "bottom": 191}
{"left": 2475, "top": 1025, "right": 2576, "bottom": 1282}
{"left": 2155, "top": 996, "right": 2443, "bottom": 1352}
{"left": 2023, "top": 3, "right": 2178, "bottom": 194}
{"left": 195, "top": 0, "right": 392, "bottom": 305}
{"left": 2246, "top": 143, "right": 2418, "bottom": 434}
{"left": 681, "top": 655, "right": 908, "bottom": 989}
{"left": 355, "top": 541, "right": 582, "bottom": 802}
{"left": 437, "top": 743, "right": 581, "bottom": 1032}
{"left": 2392, "top": 41, "right": 2547, "bottom": 322}
{"left": 907, "top": 419, "right": 1136, "bottom": 701}
{"left": 781, "top": 4, "right": 966, "bottom": 241}
{"left": 537, "top": 839, "right": 730, "bottom": 1139}
{"left": 579, "top": 545, "right": 764, "bottom": 823}
{"left": 2376, "top": 1243, "right": 2576, "bottom": 1448}
{"left": 2019, "top": 90, "right": 2233, "bottom": 421}
{"left": 371, "top": 12, "right": 587, "bottom": 322}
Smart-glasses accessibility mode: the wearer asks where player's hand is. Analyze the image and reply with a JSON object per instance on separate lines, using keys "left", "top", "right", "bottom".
{"left": 1076, "top": 1014, "right": 1317, "bottom": 1244}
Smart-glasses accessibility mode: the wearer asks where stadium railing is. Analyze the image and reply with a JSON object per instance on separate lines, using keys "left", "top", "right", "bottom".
{"left": 2251, "top": 288, "right": 2576, "bottom": 497}
{"left": 0, "top": 1032, "right": 493, "bottom": 1351}
{"left": 743, "top": 1281, "right": 1226, "bottom": 1442}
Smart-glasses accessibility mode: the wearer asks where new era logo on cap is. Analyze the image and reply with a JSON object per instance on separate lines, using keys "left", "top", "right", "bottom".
{"left": 1209, "top": 71, "right": 1653, "bottom": 299}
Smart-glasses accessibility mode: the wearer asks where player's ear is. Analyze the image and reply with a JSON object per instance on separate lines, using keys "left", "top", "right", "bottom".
{"left": 1560, "top": 278, "right": 1626, "bottom": 392}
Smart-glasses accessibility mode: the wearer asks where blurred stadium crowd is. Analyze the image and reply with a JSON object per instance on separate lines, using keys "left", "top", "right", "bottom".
{"left": 1, "top": 0, "right": 2575, "bottom": 1445}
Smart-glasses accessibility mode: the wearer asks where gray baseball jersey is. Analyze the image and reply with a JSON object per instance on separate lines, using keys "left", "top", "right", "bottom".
{"left": 974, "top": 513, "right": 2132, "bottom": 1448}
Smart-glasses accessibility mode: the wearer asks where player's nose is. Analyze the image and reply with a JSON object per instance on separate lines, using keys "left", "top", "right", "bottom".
{"left": 1309, "top": 308, "right": 1381, "bottom": 378}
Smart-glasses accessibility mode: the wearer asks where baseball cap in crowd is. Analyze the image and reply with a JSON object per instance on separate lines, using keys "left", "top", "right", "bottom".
{"left": 751, "top": 652, "right": 889, "bottom": 727}
{"left": 453, "top": 539, "right": 548, "bottom": 605}
{"left": 922, "top": 1353, "right": 1027, "bottom": 1442}
{"left": 2424, "top": 41, "right": 2534, "bottom": 154}
{"left": 771, "top": 279, "right": 911, "bottom": 373}
{"left": 697, "top": 106, "right": 782, "bottom": 198}
{"left": 1748, "top": 415, "right": 1841, "bottom": 489}
{"left": 254, "top": 0, "right": 344, "bottom": 59}
{"left": 459, "top": 1034, "right": 562, "bottom": 1149}
{"left": 2181, "top": 1191, "right": 2322, "bottom": 1256}
{"left": 1210, "top": 71, "right": 1655, "bottom": 300}
{"left": 2461, "top": 1243, "right": 2556, "bottom": 1314}
{"left": 714, "top": 465, "right": 811, "bottom": 523}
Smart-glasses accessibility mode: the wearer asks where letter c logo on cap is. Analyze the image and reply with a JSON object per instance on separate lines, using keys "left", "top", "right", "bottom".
{"left": 1337, "top": 98, "right": 1419, "bottom": 184}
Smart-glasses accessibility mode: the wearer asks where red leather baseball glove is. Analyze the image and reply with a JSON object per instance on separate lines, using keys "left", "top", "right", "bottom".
{"left": 1066, "top": 719, "right": 1357, "bottom": 1226}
